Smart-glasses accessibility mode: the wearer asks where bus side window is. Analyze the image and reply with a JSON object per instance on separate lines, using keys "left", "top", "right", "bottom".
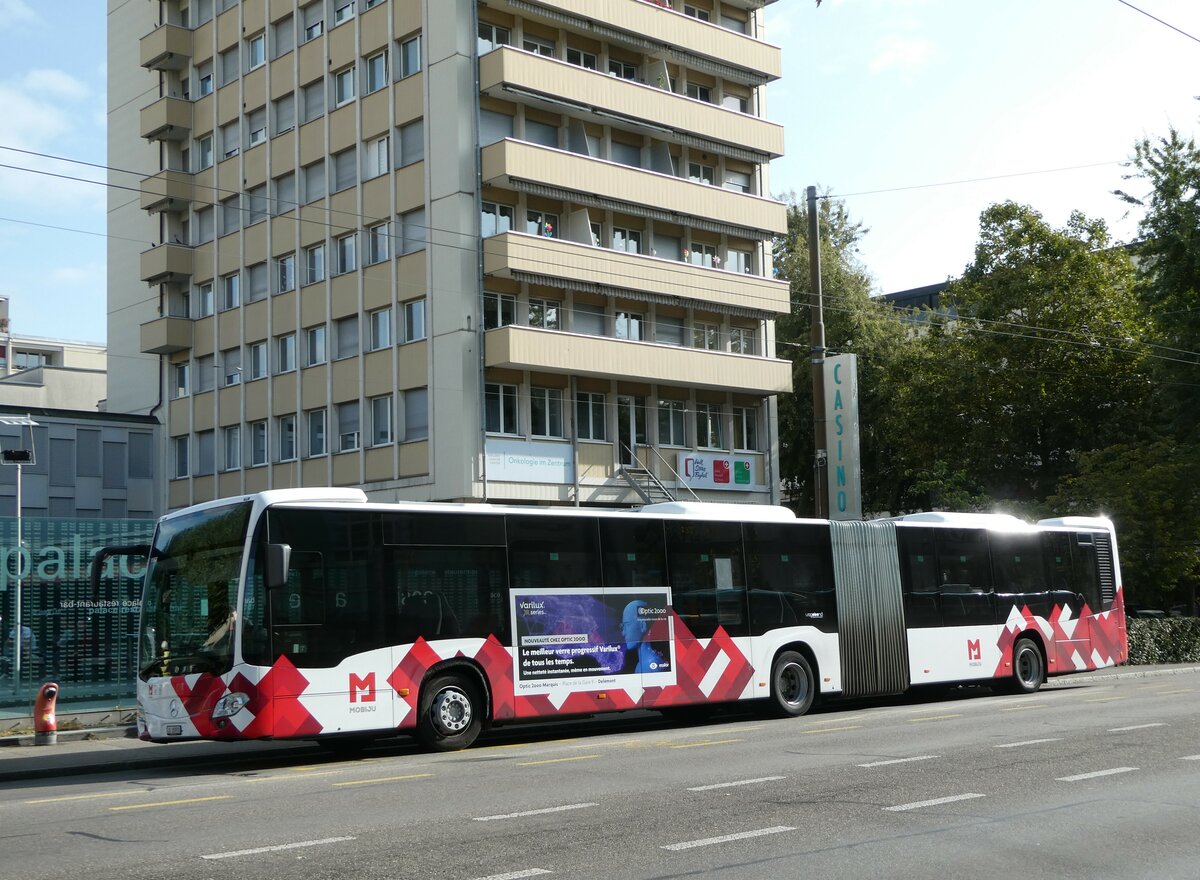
{"left": 897, "top": 527, "right": 940, "bottom": 628}
{"left": 507, "top": 514, "right": 601, "bottom": 588}
{"left": 991, "top": 533, "right": 1046, "bottom": 621}
{"left": 1040, "top": 532, "right": 1073, "bottom": 618}
{"left": 1071, "top": 533, "right": 1103, "bottom": 614}
{"left": 599, "top": 519, "right": 667, "bottom": 588}
{"left": 743, "top": 522, "right": 836, "bottom": 636}
{"left": 666, "top": 521, "right": 747, "bottom": 639}
{"left": 935, "top": 528, "right": 994, "bottom": 626}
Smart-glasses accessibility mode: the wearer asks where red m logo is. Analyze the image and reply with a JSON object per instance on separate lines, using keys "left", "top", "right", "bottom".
{"left": 967, "top": 640, "right": 981, "bottom": 661}
{"left": 349, "top": 672, "right": 376, "bottom": 703}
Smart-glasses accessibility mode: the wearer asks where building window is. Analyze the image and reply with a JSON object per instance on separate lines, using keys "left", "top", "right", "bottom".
{"left": 305, "top": 325, "right": 327, "bottom": 366}
{"left": 729, "top": 326, "right": 757, "bottom": 355}
{"left": 688, "top": 162, "right": 715, "bottom": 186}
{"left": 221, "top": 273, "right": 240, "bottom": 310}
{"left": 246, "top": 33, "right": 266, "bottom": 71}
{"left": 219, "top": 195, "right": 240, "bottom": 236}
{"left": 333, "top": 0, "right": 354, "bottom": 26}
{"left": 575, "top": 391, "right": 606, "bottom": 441}
{"left": 335, "top": 232, "right": 356, "bottom": 274}
{"left": 694, "top": 321, "right": 720, "bottom": 350}
{"left": 368, "top": 307, "right": 392, "bottom": 350}
{"left": 172, "top": 362, "right": 190, "bottom": 398}
{"left": 531, "top": 387, "right": 564, "bottom": 438}
{"left": 656, "top": 315, "right": 684, "bottom": 346}
{"left": 612, "top": 227, "right": 641, "bottom": 254}
{"left": 733, "top": 406, "right": 759, "bottom": 452}
{"left": 195, "top": 431, "right": 215, "bottom": 477}
{"left": 483, "top": 292, "right": 515, "bottom": 329}
{"left": 246, "top": 108, "right": 267, "bottom": 148}
{"left": 684, "top": 5, "right": 711, "bottom": 21}
{"left": 301, "top": 1, "right": 323, "bottom": 42}
{"left": 481, "top": 201, "right": 514, "bottom": 237}
{"left": 615, "top": 311, "right": 644, "bottom": 341}
{"left": 334, "top": 66, "right": 355, "bottom": 106}
{"left": 566, "top": 47, "right": 597, "bottom": 70}
{"left": 370, "top": 395, "right": 393, "bottom": 446}
{"left": 528, "top": 298, "right": 559, "bottom": 330}
{"left": 278, "top": 414, "right": 297, "bottom": 462}
{"left": 689, "top": 242, "right": 718, "bottom": 268}
{"left": 304, "top": 243, "right": 325, "bottom": 283}
{"left": 274, "top": 171, "right": 296, "bottom": 214}
{"left": 367, "top": 221, "right": 388, "bottom": 263}
{"left": 403, "top": 388, "right": 428, "bottom": 441}
{"left": 724, "top": 169, "right": 752, "bottom": 194}
{"left": 302, "top": 79, "right": 325, "bottom": 123}
{"left": 303, "top": 159, "right": 326, "bottom": 202}
{"left": 273, "top": 93, "right": 296, "bottom": 134}
{"left": 249, "top": 421, "right": 268, "bottom": 466}
{"left": 658, "top": 399, "right": 686, "bottom": 446}
{"left": 398, "top": 34, "right": 421, "bottom": 78}
{"left": 276, "top": 253, "right": 296, "bottom": 293}
{"left": 196, "top": 354, "right": 214, "bottom": 393}
{"left": 306, "top": 408, "right": 327, "bottom": 456}
{"left": 271, "top": 14, "right": 295, "bottom": 59}
{"left": 196, "top": 61, "right": 213, "bottom": 97}
{"left": 403, "top": 298, "right": 425, "bottom": 342}
{"left": 248, "top": 341, "right": 267, "bottom": 380}
{"left": 696, "top": 402, "right": 723, "bottom": 449}
{"left": 485, "top": 383, "right": 518, "bottom": 434}
{"left": 219, "top": 46, "right": 239, "bottom": 87}
{"left": 196, "top": 134, "right": 214, "bottom": 170}
{"left": 173, "top": 436, "right": 189, "bottom": 478}
{"left": 523, "top": 35, "right": 554, "bottom": 57}
{"left": 222, "top": 347, "right": 241, "bottom": 386}
{"left": 365, "top": 51, "right": 387, "bottom": 93}
{"left": 247, "top": 261, "right": 268, "bottom": 302}
{"left": 223, "top": 426, "right": 241, "bottom": 471}
{"left": 609, "top": 60, "right": 636, "bottom": 79}
{"left": 478, "top": 22, "right": 511, "bottom": 54}
{"left": 365, "top": 135, "right": 389, "bottom": 179}
{"left": 526, "top": 210, "right": 557, "bottom": 238}
{"left": 333, "top": 148, "right": 356, "bottom": 192}
{"left": 335, "top": 315, "right": 359, "bottom": 360}
{"left": 400, "top": 208, "right": 425, "bottom": 254}
{"left": 685, "top": 82, "right": 712, "bottom": 103}
{"left": 247, "top": 185, "right": 268, "bottom": 225}
{"left": 397, "top": 119, "right": 424, "bottom": 167}
{"left": 573, "top": 303, "right": 605, "bottom": 336}
{"left": 337, "top": 401, "right": 360, "bottom": 451}
{"left": 727, "top": 248, "right": 752, "bottom": 274}
{"left": 195, "top": 281, "right": 214, "bottom": 317}
{"left": 276, "top": 333, "right": 296, "bottom": 373}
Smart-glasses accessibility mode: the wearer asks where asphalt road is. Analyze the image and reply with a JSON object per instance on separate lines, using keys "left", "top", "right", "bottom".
{"left": 2, "top": 671, "right": 1198, "bottom": 880}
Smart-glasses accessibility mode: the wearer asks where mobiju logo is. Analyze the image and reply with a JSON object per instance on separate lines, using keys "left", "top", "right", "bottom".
{"left": 967, "top": 639, "right": 982, "bottom": 661}
{"left": 349, "top": 672, "right": 376, "bottom": 703}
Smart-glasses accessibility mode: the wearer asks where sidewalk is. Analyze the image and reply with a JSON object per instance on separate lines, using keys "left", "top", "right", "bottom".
{"left": 1, "top": 664, "right": 1197, "bottom": 785}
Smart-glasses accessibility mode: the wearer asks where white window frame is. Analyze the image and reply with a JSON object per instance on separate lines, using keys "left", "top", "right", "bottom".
{"left": 370, "top": 394, "right": 393, "bottom": 446}
{"left": 403, "top": 298, "right": 426, "bottom": 342}
{"left": 485, "top": 383, "right": 519, "bottom": 435}
{"left": 368, "top": 307, "right": 392, "bottom": 350}
{"left": 305, "top": 325, "right": 327, "bottom": 366}
{"left": 575, "top": 391, "right": 607, "bottom": 441}
{"left": 278, "top": 414, "right": 297, "bottom": 462}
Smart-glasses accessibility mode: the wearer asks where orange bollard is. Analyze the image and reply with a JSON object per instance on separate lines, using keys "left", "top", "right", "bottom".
{"left": 33, "top": 682, "right": 59, "bottom": 746}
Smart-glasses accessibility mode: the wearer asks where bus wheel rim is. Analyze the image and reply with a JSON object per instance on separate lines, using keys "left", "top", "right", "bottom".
{"left": 432, "top": 688, "right": 471, "bottom": 734}
{"left": 779, "top": 662, "right": 807, "bottom": 706}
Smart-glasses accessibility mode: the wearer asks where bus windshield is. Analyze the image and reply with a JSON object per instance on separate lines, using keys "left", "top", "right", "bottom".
{"left": 138, "top": 501, "right": 253, "bottom": 680}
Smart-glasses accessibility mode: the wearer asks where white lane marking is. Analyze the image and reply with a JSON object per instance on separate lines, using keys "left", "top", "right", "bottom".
{"left": 662, "top": 826, "right": 795, "bottom": 851}
{"left": 473, "top": 803, "right": 598, "bottom": 822}
{"left": 1108, "top": 723, "right": 1166, "bottom": 732}
{"left": 688, "top": 776, "right": 786, "bottom": 791}
{"left": 1181, "top": 755, "right": 1200, "bottom": 761}
{"left": 993, "top": 738, "right": 1062, "bottom": 749}
{"left": 1056, "top": 767, "right": 1138, "bottom": 782}
{"left": 470, "top": 871, "right": 552, "bottom": 880}
{"left": 858, "top": 756, "right": 939, "bottom": 768}
{"left": 201, "top": 836, "right": 355, "bottom": 860}
{"left": 884, "top": 793, "right": 985, "bottom": 812}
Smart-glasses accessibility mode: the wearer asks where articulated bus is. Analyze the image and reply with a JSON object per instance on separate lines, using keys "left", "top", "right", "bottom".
{"left": 94, "top": 489, "right": 1127, "bottom": 751}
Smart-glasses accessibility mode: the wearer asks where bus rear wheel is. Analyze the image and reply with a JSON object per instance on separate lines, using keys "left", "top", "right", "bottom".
{"left": 1008, "top": 638, "right": 1045, "bottom": 694}
{"left": 767, "top": 651, "right": 815, "bottom": 718}
{"left": 417, "top": 673, "right": 484, "bottom": 751}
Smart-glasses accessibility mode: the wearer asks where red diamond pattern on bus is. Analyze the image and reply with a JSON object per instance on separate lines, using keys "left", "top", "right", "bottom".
{"left": 993, "top": 586, "right": 1127, "bottom": 677}
{"left": 644, "top": 617, "right": 753, "bottom": 709}
{"left": 473, "top": 635, "right": 517, "bottom": 721}
{"left": 228, "top": 670, "right": 272, "bottom": 737}
{"left": 258, "top": 655, "right": 322, "bottom": 737}
{"left": 170, "top": 673, "right": 227, "bottom": 738}
{"left": 388, "top": 637, "right": 443, "bottom": 730}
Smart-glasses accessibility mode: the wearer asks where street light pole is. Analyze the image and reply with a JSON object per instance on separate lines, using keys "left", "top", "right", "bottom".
{"left": 807, "top": 186, "right": 828, "bottom": 518}
{"left": 1, "top": 415, "right": 38, "bottom": 696}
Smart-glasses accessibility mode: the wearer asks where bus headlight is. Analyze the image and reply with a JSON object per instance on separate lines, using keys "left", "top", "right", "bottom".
{"left": 212, "top": 692, "right": 250, "bottom": 719}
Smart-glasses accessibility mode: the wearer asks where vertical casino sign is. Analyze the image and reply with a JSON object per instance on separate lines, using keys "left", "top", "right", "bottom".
{"left": 822, "top": 353, "right": 862, "bottom": 520}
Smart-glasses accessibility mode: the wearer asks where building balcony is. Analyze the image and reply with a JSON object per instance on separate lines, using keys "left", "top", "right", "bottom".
{"left": 484, "top": 232, "right": 789, "bottom": 316}
{"left": 139, "top": 169, "right": 194, "bottom": 213}
{"left": 489, "top": 0, "right": 781, "bottom": 82}
{"left": 139, "top": 243, "right": 193, "bottom": 284}
{"left": 139, "top": 96, "right": 192, "bottom": 141}
{"left": 482, "top": 139, "right": 786, "bottom": 238}
{"left": 140, "top": 23, "right": 193, "bottom": 70}
{"left": 139, "top": 316, "right": 193, "bottom": 355}
{"left": 485, "top": 325, "right": 792, "bottom": 395}
{"left": 480, "top": 48, "right": 783, "bottom": 159}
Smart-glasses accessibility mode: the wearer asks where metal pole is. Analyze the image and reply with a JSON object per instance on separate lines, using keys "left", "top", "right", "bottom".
{"left": 13, "top": 460, "right": 21, "bottom": 694}
{"left": 807, "top": 186, "right": 828, "bottom": 518}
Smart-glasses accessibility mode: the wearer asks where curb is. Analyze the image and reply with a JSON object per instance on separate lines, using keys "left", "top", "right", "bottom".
{"left": 0, "top": 726, "right": 136, "bottom": 749}
{"left": 1043, "top": 664, "right": 1200, "bottom": 687}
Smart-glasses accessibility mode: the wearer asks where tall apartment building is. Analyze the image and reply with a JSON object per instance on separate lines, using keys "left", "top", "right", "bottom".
{"left": 112, "top": 0, "right": 791, "bottom": 512}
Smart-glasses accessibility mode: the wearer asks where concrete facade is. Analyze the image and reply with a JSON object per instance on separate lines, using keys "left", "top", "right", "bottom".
{"left": 109, "top": 0, "right": 789, "bottom": 512}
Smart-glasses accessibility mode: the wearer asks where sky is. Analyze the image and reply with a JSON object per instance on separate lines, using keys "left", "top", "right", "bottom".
{"left": 0, "top": 0, "right": 1198, "bottom": 343}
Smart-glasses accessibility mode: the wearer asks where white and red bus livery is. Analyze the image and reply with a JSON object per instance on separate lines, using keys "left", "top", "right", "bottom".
{"left": 100, "top": 490, "right": 1126, "bottom": 750}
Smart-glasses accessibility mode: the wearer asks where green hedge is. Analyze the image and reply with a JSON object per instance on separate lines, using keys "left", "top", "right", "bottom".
{"left": 1127, "top": 618, "right": 1200, "bottom": 665}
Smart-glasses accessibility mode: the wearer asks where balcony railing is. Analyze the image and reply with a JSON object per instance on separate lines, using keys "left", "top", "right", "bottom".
{"left": 139, "top": 169, "right": 194, "bottom": 213}
{"left": 139, "top": 96, "right": 192, "bottom": 141}
{"left": 140, "top": 316, "right": 193, "bottom": 354}
{"left": 140, "top": 23, "right": 193, "bottom": 70}
{"left": 139, "top": 243, "right": 194, "bottom": 284}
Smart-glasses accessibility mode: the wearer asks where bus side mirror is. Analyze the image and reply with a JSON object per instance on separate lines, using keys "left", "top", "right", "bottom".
{"left": 266, "top": 543, "right": 292, "bottom": 589}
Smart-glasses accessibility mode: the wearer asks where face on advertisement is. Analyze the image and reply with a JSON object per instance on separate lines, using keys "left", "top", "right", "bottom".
{"left": 621, "top": 600, "right": 650, "bottom": 650}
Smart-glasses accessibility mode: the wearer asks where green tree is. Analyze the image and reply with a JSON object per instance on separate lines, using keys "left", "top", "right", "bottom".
{"left": 772, "top": 192, "right": 910, "bottom": 514}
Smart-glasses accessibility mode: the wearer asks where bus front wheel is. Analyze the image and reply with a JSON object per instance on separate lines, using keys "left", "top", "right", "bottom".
{"left": 1008, "top": 639, "right": 1045, "bottom": 694}
{"left": 768, "top": 651, "right": 815, "bottom": 718}
{"left": 417, "top": 673, "right": 484, "bottom": 751}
